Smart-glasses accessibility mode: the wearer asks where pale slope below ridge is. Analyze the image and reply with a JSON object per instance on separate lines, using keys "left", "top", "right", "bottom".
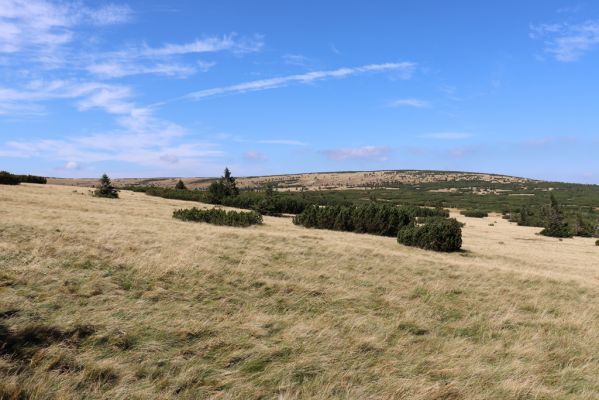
{"left": 47, "top": 169, "right": 533, "bottom": 190}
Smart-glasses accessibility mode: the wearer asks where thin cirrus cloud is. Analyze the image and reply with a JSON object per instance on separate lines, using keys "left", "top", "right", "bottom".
{"left": 85, "top": 34, "right": 263, "bottom": 79}
{"left": 530, "top": 20, "right": 599, "bottom": 61}
{"left": 186, "top": 62, "right": 416, "bottom": 100}
{"left": 419, "top": 132, "right": 473, "bottom": 140}
{"left": 244, "top": 151, "right": 267, "bottom": 161}
{"left": 324, "top": 146, "right": 390, "bottom": 161}
{"left": 0, "top": 0, "right": 131, "bottom": 54}
{"left": 86, "top": 62, "right": 198, "bottom": 79}
{"left": 257, "top": 139, "right": 307, "bottom": 146}
{"left": 388, "top": 98, "right": 431, "bottom": 108}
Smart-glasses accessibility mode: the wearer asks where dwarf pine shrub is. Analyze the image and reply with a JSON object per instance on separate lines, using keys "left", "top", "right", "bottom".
{"left": 0, "top": 171, "right": 20, "bottom": 185}
{"left": 461, "top": 210, "right": 488, "bottom": 218}
{"left": 173, "top": 207, "right": 262, "bottom": 227}
{"left": 292, "top": 203, "right": 414, "bottom": 237}
{"left": 15, "top": 174, "right": 47, "bottom": 184}
{"left": 398, "top": 218, "right": 462, "bottom": 252}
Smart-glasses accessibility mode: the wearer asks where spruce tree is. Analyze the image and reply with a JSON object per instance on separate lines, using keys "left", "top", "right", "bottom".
{"left": 540, "top": 194, "right": 571, "bottom": 237}
{"left": 175, "top": 179, "right": 187, "bottom": 190}
{"left": 94, "top": 174, "right": 119, "bottom": 198}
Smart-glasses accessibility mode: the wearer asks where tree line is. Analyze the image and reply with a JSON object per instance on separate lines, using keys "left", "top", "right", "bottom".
{"left": 0, "top": 171, "right": 47, "bottom": 185}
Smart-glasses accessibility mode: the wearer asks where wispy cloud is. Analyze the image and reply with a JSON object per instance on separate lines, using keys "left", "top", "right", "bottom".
{"left": 257, "top": 139, "right": 307, "bottom": 146}
{"left": 530, "top": 20, "right": 599, "bottom": 61}
{"left": 85, "top": 34, "right": 262, "bottom": 79}
{"left": 523, "top": 136, "right": 577, "bottom": 147}
{"left": 388, "top": 98, "right": 431, "bottom": 108}
{"left": 186, "top": 62, "right": 416, "bottom": 100}
{"left": 282, "top": 54, "right": 315, "bottom": 68}
{"left": 140, "top": 34, "right": 263, "bottom": 57}
{"left": 244, "top": 151, "right": 267, "bottom": 161}
{"left": 419, "top": 132, "right": 472, "bottom": 140}
{"left": 86, "top": 62, "right": 197, "bottom": 79}
{"left": 0, "top": 0, "right": 131, "bottom": 55}
{"left": 324, "top": 146, "right": 390, "bottom": 161}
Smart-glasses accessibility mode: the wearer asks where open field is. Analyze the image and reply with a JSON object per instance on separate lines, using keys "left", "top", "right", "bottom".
{"left": 2, "top": 184, "right": 599, "bottom": 399}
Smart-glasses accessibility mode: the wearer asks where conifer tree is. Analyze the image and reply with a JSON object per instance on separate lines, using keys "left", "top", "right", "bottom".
{"left": 540, "top": 194, "right": 571, "bottom": 237}
{"left": 175, "top": 179, "right": 187, "bottom": 190}
{"left": 94, "top": 174, "right": 119, "bottom": 198}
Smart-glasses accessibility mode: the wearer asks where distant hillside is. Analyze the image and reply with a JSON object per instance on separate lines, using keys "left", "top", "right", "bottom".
{"left": 48, "top": 169, "right": 533, "bottom": 191}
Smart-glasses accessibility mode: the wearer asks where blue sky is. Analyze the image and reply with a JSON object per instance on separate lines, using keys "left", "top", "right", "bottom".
{"left": 0, "top": 0, "right": 598, "bottom": 182}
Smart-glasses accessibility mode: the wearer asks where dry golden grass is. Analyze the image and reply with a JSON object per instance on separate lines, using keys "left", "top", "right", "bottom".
{"left": 1, "top": 183, "right": 599, "bottom": 399}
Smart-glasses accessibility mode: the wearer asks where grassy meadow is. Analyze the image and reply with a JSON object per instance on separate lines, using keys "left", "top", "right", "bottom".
{"left": 2, "top": 183, "right": 599, "bottom": 399}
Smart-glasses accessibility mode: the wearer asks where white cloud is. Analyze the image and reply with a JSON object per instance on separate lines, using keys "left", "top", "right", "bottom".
{"left": 324, "top": 146, "right": 390, "bottom": 161}
{"left": 530, "top": 20, "right": 599, "bottom": 61}
{"left": 141, "top": 34, "right": 263, "bottom": 57}
{"left": 84, "top": 34, "right": 262, "bottom": 79}
{"left": 244, "top": 151, "right": 267, "bottom": 161}
{"left": 282, "top": 54, "right": 314, "bottom": 68}
{"left": 419, "top": 132, "right": 472, "bottom": 140}
{"left": 187, "top": 62, "right": 416, "bottom": 100}
{"left": 258, "top": 139, "right": 307, "bottom": 146}
{"left": 388, "top": 98, "right": 430, "bottom": 108}
{"left": 0, "top": 0, "right": 130, "bottom": 55}
{"left": 65, "top": 160, "right": 79, "bottom": 170}
{"left": 86, "top": 62, "right": 196, "bottom": 79}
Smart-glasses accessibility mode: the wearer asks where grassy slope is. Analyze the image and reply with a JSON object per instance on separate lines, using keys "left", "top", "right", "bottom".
{"left": 1, "top": 184, "right": 599, "bottom": 399}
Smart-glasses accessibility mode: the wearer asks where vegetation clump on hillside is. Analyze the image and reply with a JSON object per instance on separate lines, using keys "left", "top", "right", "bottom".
{"left": 398, "top": 218, "right": 463, "bottom": 252}
{"left": 0, "top": 171, "right": 47, "bottom": 185}
{"left": 175, "top": 179, "right": 187, "bottom": 190}
{"left": 208, "top": 167, "right": 239, "bottom": 203}
{"left": 173, "top": 207, "right": 262, "bottom": 227}
{"left": 94, "top": 174, "right": 119, "bottom": 199}
{"left": 461, "top": 210, "right": 488, "bottom": 218}
{"left": 292, "top": 204, "right": 415, "bottom": 237}
{"left": 0, "top": 171, "right": 20, "bottom": 185}
{"left": 540, "top": 194, "right": 572, "bottom": 238}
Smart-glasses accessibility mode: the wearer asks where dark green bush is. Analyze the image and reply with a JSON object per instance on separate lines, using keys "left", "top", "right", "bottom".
{"left": 0, "top": 171, "right": 20, "bottom": 185}
{"left": 146, "top": 187, "right": 208, "bottom": 202}
{"left": 94, "top": 174, "right": 118, "bottom": 199}
{"left": 596, "top": 240, "right": 599, "bottom": 246}
{"left": 293, "top": 204, "right": 414, "bottom": 237}
{"left": 460, "top": 210, "right": 488, "bottom": 218}
{"left": 15, "top": 174, "right": 47, "bottom": 184}
{"left": 173, "top": 207, "right": 262, "bottom": 227}
{"left": 398, "top": 218, "right": 462, "bottom": 252}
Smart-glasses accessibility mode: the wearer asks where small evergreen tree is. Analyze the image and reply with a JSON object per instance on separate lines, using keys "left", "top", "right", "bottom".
{"left": 175, "top": 179, "right": 187, "bottom": 190}
{"left": 208, "top": 167, "right": 239, "bottom": 203}
{"left": 94, "top": 174, "right": 119, "bottom": 198}
{"left": 540, "top": 194, "right": 571, "bottom": 237}
{"left": 222, "top": 167, "right": 239, "bottom": 196}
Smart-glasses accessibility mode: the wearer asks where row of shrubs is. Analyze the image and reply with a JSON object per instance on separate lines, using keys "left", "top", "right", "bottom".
{"left": 140, "top": 186, "right": 310, "bottom": 216}
{"left": 460, "top": 210, "right": 488, "bottom": 218}
{"left": 293, "top": 204, "right": 413, "bottom": 237}
{"left": 0, "top": 171, "right": 47, "bottom": 185}
{"left": 292, "top": 203, "right": 462, "bottom": 251}
{"left": 172, "top": 207, "right": 263, "bottom": 227}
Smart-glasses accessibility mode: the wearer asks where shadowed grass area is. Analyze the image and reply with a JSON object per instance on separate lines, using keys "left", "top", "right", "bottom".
{"left": 1, "top": 184, "right": 599, "bottom": 399}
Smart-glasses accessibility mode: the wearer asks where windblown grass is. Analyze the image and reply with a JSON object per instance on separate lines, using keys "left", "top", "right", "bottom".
{"left": 1, "top": 184, "right": 599, "bottom": 399}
